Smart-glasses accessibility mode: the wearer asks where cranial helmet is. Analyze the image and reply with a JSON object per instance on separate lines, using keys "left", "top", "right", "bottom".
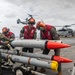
{"left": 36, "top": 21, "right": 46, "bottom": 29}
{"left": 28, "top": 18, "right": 35, "bottom": 25}
{"left": 2, "top": 27, "right": 9, "bottom": 33}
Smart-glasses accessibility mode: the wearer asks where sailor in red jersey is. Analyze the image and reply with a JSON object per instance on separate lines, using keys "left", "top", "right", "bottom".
{"left": 36, "top": 21, "right": 61, "bottom": 75}
{"left": 0, "top": 27, "right": 15, "bottom": 50}
{"left": 20, "top": 18, "right": 36, "bottom": 53}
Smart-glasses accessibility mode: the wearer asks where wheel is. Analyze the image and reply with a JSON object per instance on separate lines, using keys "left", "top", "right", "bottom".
{"left": 14, "top": 67, "right": 25, "bottom": 75}
{"left": 33, "top": 66, "right": 37, "bottom": 71}
{"left": 28, "top": 65, "right": 37, "bottom": 71}
{"left": 65, "top": 35, "right": 67, "bottom": 37}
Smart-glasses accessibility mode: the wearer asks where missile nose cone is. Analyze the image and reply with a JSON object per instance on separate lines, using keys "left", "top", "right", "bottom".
{"left": 47, "top": 41, "right": 71, "bottom": 49}
{"left": 53, "top": 56, "right": 73, "bottom": 63}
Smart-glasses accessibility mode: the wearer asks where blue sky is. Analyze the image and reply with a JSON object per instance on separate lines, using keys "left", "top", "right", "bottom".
{"left": 0, "top": 0, "right": 75, "bottom": 36}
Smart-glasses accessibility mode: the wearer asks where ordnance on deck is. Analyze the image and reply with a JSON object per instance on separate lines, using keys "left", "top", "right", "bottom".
{"left": 11, "top": 39, "right": 70, "bottom": 49}
{"left": 0, "top": 49, "right": 73, "bottom": 63}
{"left": 1, "top": 53, "right": 58, "bottom": 71}
{"left": 0, "top": 34, "right": 72, "bottom": 75}
{"left": 0, "top": 34, "right": 72, "bottom": 63}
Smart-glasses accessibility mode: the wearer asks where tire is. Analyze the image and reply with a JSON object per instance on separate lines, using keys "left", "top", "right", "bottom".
{"left": 33, "top": 66, "right": 37, "bottom": 71}
{"left": 14, "top": 67, "right": 25, "bottom": 75}
{"left": 65, "top": 35, "right": 67, "bottom": 37}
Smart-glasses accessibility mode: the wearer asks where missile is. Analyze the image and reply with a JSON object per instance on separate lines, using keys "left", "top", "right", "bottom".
{"left": 0, "top": 49, "right": 73, "bottom": 63}
{"left": 11, "top": 39, "right": 71, "bottom": 49}
{"left": 22, "top": 53, "right": 73, "bottom": 63}
{"left": 1, "top": 53, "right": 58, "bottom": 71}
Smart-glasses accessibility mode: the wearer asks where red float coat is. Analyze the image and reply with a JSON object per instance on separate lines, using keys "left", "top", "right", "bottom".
{"left": 4, "top": 32, "right": 14, "bottom": 39}
{"left": 41, "top": 25, "right": 55, "bottom": 40}
{"left": 23, "top": 26, "right": 36, "bottom": 39}
{"left": 0, "top": 32, "right": 15, "bottom": 45}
